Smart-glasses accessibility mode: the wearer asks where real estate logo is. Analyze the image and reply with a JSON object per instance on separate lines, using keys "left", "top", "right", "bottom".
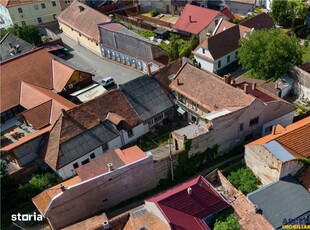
{"left": 11, "top": 212, "right": 43, "bottom": 222}
{"left": 282, "top": 216, "right": 310, "bottom": 230}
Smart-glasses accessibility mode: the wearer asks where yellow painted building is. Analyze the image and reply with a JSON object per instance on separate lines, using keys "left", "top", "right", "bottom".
{"left": 0, "top": 0, "right": 62, "bottom": 28}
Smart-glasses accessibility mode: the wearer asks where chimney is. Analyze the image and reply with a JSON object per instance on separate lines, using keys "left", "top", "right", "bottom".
{"left": 252, "top": 82, "right": 257, "bottom": 90}
{"left": 224, "top": 74, "right": 231, "bottom": 84}
{"left": 231, "top": 79, "right": 236, "bottom": 86}
{"left": 102, "top": 221, "right": 111, "bottom": 230}
{"left": 61, "top": 109, "right": 66, "bottom": 114}
{"left": 107, "top": 163, "right": 113, "bottom": 171}
{"left": 187, "top": 187, "right": 192, "bottom": 195}
{"left": 206, "top": 32, "right": 211, "bottom": 38}
{"left": 78, "top": 5, "right": 84, "bottom": 12}
{"left": 183, "top": 134, "right": 187, "bottom": 141}
{"left": 275, "top": 83, "right": 279, "bottom": 89}
{"left": 243, "top": 83, "right": 248, "bottom": 94}
{"left": 60, "top": 183, "right": 66, "bottom": 192}
{"left": 8, "top": 42, "right": 13, "bottom": 49}
{"left": 146, "top": 63, "right": 151, "bottom": 76}
{"left": 271, "top": 125, "right": 276, "bottom": 135}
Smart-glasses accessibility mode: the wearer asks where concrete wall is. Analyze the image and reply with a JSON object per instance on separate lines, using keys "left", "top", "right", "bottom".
{"left": 213, "top": 50, "right": 239, "bottom": 72}
{"left": 280, "top": 160, "right": 304, "bottom": 178}
{"left": 245, "top": 145, "right": 282, "bottom": 185}
{"left": 45, "top": 153, "right": 157, "bottom": 229}
{"left": 289, "top": 66, "right": 310, "bottom": 100}
{"left": 7, "top": 1, "right": 61, "bottom": 27}
{"left": 225, "top": 1, "right": 254, "bottom": 16}
{"left": 139, "top": 0, "right": 172, "bottom": 14}
{"left": 12, "top": 135, "right": 46, "bottom": 166}
{"left": 261, "top": 111, "right": 294, "bottom": 135}
{"left": 59, "top": 22, "right": 101, "bottom": 55}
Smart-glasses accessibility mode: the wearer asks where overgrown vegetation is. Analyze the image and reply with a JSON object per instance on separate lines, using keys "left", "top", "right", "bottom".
{"left": 151, "top": 9, "right": 159, "bottom": 17}
{"left": 0, "top": 24, "right": 41, "bottom": 45}
{"left": 238, "top": 29, "right": 303, "bottom": 80}
{"left": 213, "top": 209, "right": 240, "bottom": 230}
{"left": 226, "top": 167, "right": 261, "bottom": 194}
{"left": 1, "top": 171, "right": 58, "bottom": 228}
{"left": 134, "top": 29, "right": 154, "bottom": 38}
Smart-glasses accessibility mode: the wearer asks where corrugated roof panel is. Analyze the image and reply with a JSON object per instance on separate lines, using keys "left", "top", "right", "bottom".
{"left": 264, "top": 140, "right": 295, "bottom": 162}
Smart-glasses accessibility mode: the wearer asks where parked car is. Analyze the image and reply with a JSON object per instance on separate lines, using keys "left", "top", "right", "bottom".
{"left": 100, "top": 77, "right": 115, "bottom": 87}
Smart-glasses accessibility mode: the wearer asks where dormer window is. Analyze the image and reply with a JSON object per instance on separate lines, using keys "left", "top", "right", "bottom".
{"left": 202, "top": 48, "right": 205, "bottom": 54}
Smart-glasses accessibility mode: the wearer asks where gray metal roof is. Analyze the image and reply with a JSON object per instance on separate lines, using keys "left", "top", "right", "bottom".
{"left": 58, "top": 121, "right": 119, "bottom": 168}
{"left": 0, "top": 33, "right": 34, "bottom": 62}
{"left": 120, "top": 75, "right": 173, "bottom": 122}
{"left": 264, "top": 140, "right": 296, "bottom": 162}
{"left": 248, "top": 175, "right": 310, "bottom": 229}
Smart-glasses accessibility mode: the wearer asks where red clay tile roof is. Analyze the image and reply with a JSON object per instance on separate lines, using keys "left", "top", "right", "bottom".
{"left": 240, "top": 13, "right": 275, "bottom": 30}
{"left": 52, "top": 59, "right": 76, "bottom": 92}
{"left": 57, "top": 0, "right": 111, "bottom": 42}
{"left": 147, "top": 175, "right": 230, "bottom": 230}
{"left": 20, "top": 100, "right": 53, "bottom": 130}
{"left": 32, "top": 176, "right": 82, "bottom": 215}
{"left": 0, "top": 0, "right": 40, "bottom": 7}
{"left": 0, "top": 48, "right": 53, "bottom": 112}
{"left": 220, "top": 7, "right": 236, "bottom": 20}
{"left": 247, "top": 116, "right": 310, "bottom": 158}
{"left": 76, "top": 146, "right": 147, "bottom": 181}
{"left": 169, "top": 63, "right": 254, "bottom": 111}
{"left": 235, "top": 77, "right": 278, "bottom": 94}
{"left": 200, "top": 24, "right": 251, "bottom": 60}
{"left": 173, "top": 4, "right": 221, "bottom": 34}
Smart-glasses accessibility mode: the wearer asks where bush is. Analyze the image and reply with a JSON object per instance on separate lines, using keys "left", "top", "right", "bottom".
{"left": 151, "top": 9, "right": 159, "bottom": 17}
{"left": 214, "top": 210, "right": 240, "bottom": 230}
{"left": 227, "top": 167, "right": 260, "bottom": 194}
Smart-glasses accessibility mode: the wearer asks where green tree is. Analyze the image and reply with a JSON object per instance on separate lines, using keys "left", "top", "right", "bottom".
{"left": 214, "top": 210, "right": 240, "bottom": 230}
{"left": 238, "top": 29, "right": 303, "bottom": 80}
{"left": 271, "top": 0, "right": 289, "bottom": 25}
{"left": 168, "top": 34, "right": 180, "bottom": 62}
{"left": 287, "top": 0, "right": 308, "bottom": 26}
{"left": 227, "top": 167, "right": 261, "bottom": 194}
{"left": 0, "top": 24, "right": 41, "bottom": 45}
{"left": 0, "top": 159, "right": 8, "bottom": 177}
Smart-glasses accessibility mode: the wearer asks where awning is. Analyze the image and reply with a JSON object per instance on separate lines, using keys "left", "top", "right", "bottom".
{"left": 70, "top": 84, "right": 107, "bottom": 103}
{"left": 177, "top": 107, "right": 186, "bottom": 115}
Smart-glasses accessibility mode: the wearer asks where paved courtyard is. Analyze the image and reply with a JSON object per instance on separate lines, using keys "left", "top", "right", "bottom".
{"left": 49, "top": 26, "right": 143, "bottom": 84}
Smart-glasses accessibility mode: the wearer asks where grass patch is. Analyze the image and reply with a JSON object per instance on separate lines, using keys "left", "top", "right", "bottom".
{"left": 302, "top": 44, "right": 310, "bottom": 64}
{"left": 141, "top": 13, "right": 152, "bottom": 18}
{"left": 134, "top": 29, "right": 154, "bottom": 39}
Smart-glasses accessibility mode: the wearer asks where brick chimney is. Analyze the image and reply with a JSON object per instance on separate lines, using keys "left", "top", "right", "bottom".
{"left": 231, "top": 79, "right": 236, "bottom": 86}
{"left": 243, "top": 84, "right": 248, "bottom": 94}
{"left": 252, "top": 82, "right": 257, "bottom": 90}
{"left": 187, "top": 187, "right": 192, "bottom": 195}
{"left": 107, "top": 163, "right": 113, "bottom": 171}
{"left": 60, "top": 183, "right": 66, "bottom": 192}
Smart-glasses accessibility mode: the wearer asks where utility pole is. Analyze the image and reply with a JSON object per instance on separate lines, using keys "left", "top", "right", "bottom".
{"left": 169, "top": 133, "right": 174, "bottom": 181}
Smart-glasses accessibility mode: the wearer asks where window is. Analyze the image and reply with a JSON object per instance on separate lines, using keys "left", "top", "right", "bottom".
{"left": 18, "top": 7, "right": 23, "bottom": 13}
{"left": 21, "top": 21, "right": 26, "bottom": 26}
{"left": 37, "top": 17, "right": 42, "bottom": 23}
{"left": 65, "top": 0, "right": 71, "bottom": 4}
{"left": 154, "top": 114, "right": 164, "bottom": 123}
{"left": 218, "top": 60, "right": 221, "bottom": 68}
{"left": 53, "top": 14, "right": 56, "bottom": 20}
{"left": 249, "top": 116, "right": 259, "bottom": 127}
{"left": 192, "top": 101, "right": 198, "bottom": 111}
{"left": 202, "top": 48, "right": 205, "bottom": 54}
{"left": 128, "top": 129, "right": 134, "bottom": 137}
{"left": 239, "top": 123, "right": 244, "bottom": 131}
{"left": 227, "top": 55, "right": 230, "bottom": 63}
{"left": 90, "top": 153, "right": 95, "bottom": 159}
{"left": 235, "top": 51, "right": 238, "bottom": 59}
{"left": 81, "top": 159, "right": 90, "bottom": 165}
{"left": 34, "top": 4, "right": 38, "bottom": 10}
{"left": 179, "top": 94, "right": 187, "bottom": 104}
{"left": 79, "top": 33, "right": 81, "bottom": 37}
{"left": 41, "top": 3, "right": 46, "bottom": 9}
{"left": 191, "top": 115, "right": 197, "bottom": 123}
{"left": 96, "top": 43, "right": 98, "bottom": 46}
{"left": 52, "top": 1, "right": 56, "bottom": 7}
{"left": 73, "top": 163, "right": 79, "bottom": 169}
{"left": 265, "top": 126, "right": 273, "bottom": 134}
{"left": 215, "top": 19, "right": 219, "bottom": 25}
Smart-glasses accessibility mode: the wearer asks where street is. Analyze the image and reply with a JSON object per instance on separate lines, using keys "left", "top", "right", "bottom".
{"left": 56, "top": 32, "right": 143, "bottom": 84}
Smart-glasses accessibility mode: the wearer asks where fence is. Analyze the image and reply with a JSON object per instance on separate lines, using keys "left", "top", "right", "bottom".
{"left": 115, "top": 13, "right": 155, "bottom": 31}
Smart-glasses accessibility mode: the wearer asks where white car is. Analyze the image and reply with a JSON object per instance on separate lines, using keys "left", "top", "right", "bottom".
{"left": 100, "top": 77, "right": 115, "bottom": 87}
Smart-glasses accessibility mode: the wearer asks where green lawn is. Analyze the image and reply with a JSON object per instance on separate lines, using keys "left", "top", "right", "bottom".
{"left": 302, "top": 45, "right": 310, "bottom": 64}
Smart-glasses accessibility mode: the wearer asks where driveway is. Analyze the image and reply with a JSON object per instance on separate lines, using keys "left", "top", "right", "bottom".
{"left": 55, "top": 32, "right": 143, "bottom": 84}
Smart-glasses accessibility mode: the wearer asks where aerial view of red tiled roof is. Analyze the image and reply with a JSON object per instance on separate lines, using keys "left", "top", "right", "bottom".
{"left": 0, "top": 0, "right": 37, "bottom": 7}
{"left": 57, "top": 0, "right": 111, "bottom": 42}
{"left": 220, "top": 7, "right": 236, "bottom": 20}
{"left": 173, "top": 4, "right": 222, "bottom": 34}
{"left": 247, "top": 116, "right": 310, "bottom": 158}
{"left": 146, "top": 175, "right": 230, "bottom": 230}
{"left": 170, "top": 63, "right": 254, "bottom": 111}
{"left": 240, "top": 13, "right": 275, "bottom": 30}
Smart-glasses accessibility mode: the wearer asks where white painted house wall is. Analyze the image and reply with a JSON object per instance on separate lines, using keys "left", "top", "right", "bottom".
{"left": 121, "top": 123, "right": 145, "bottom": 145}
{"left": 0, "top": 5, "right": 13, "bottom": 29}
